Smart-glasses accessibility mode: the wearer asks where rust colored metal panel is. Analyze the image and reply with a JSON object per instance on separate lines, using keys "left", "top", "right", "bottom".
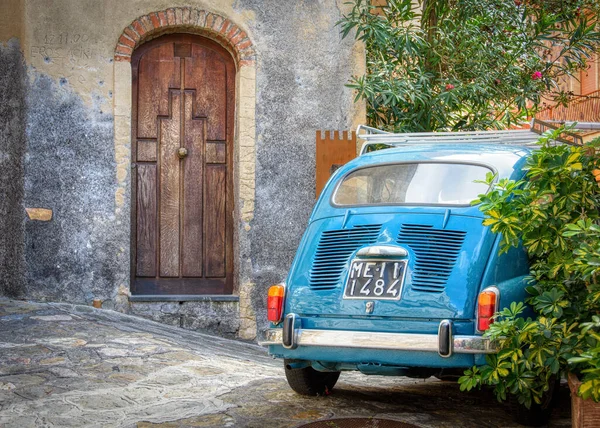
{"left": 159, "top": 91, "right": 181, "bottom": 278}
{"left": 316, "top": 130, "right": 357, "bottom": 198}
{"left": 184, "top": 44, "right": 227, "bottom": 141}
{"left": 204, "top": 165, "right": 226, "bottom": 278}
{"left": 136, "top": 164, "right": 157, "bottom": 277}
{"left": 136, "top": 43, "right": 180, "bottom": 139}
{"left": 182, "top": 92, "right": 204, "bottom": 277}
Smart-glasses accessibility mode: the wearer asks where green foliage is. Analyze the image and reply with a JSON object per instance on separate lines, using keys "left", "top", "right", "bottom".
{"left": 459, "top": 302, "right": 579, "bottom": 408}
{"left": 458, "top": 128, "right": 600, "bottom": 405}
{"left": 339, "top": 0, "right": 600, "bottom": 132}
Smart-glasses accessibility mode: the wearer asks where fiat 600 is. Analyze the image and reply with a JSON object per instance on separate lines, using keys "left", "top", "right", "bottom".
{"left": 259, "top": 126, "right": 541, "bottom": 396}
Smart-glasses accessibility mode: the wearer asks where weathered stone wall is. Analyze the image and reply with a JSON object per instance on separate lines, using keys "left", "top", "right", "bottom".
{"left": 1, "top": 0, "right": 365, "bottom": 339}
{"left": 24, "top": 74, "right": 127, "bottom": 305}
{"left": 129, "top": 300, "right": 240, "bottom": 338}
{"left": 0, "top": 39, "right": 27, "bottom": 298}
{"left": 244, "top": 0, "right": 366, "bottom": 331}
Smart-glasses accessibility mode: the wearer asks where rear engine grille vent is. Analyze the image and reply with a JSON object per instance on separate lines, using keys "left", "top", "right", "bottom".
{"left": 309, "top": 224, "right": 382, "bottom": 290}
{"left": 397, "top": 224, "right": 466, "bottom": 293}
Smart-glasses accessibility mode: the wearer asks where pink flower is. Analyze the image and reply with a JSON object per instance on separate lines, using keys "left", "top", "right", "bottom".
{"left": 445, "top": 83, "right": 455, "bottom": 90}
{"left": 531, "top": 71, "right": 542, "bottom": 80}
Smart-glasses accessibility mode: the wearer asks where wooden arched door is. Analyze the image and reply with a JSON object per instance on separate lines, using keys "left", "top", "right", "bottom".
{"left": 131, "top": 34, "right": 235, "bottom": 295}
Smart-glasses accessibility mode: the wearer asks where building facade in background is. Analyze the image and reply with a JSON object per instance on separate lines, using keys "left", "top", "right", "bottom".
{"left": 537, "top": 54, "right": 600, "bottom": 128}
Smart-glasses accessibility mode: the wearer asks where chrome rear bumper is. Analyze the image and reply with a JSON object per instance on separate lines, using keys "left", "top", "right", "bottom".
{"left": 258, "top": 315, "right": 497, "bottom": 358}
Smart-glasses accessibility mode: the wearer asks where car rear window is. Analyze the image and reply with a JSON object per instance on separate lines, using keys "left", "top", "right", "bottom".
{"left": 332, "top": 162, "right": 493, "bottom": 206}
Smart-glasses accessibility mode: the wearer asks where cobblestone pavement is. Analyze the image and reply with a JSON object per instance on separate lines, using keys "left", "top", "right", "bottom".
{"left": 0, "top": 299, "right": 571, "bottom": 428}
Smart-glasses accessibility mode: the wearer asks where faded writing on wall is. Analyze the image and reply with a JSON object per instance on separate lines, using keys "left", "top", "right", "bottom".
{"left": 43, "top": 33, "right": 90, "bottom": 44}
{"left": 31, "top": 45, "right": 95, "bottom": 61}
{"left": 30, "top": 34, "right": 101, "bottom": 84}
{"left": 32, "top": 34, "right": 98, "bottom": 61}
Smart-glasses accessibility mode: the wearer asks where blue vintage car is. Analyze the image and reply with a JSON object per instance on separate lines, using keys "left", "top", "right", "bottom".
{"left": 259, "top": 126, "right": 542, "bottom": 397}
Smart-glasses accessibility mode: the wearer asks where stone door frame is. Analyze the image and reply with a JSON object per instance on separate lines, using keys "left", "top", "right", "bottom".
{"left": 111, "top": 8, "right": 258, "bottom": 337}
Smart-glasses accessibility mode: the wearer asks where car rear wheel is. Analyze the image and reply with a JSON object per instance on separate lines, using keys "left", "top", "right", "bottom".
{"left": 283, "top": 359, "right": 340, "bottom": 396}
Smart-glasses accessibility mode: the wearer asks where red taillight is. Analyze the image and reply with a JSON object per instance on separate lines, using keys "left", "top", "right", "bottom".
{"left": 477, "top": 289, "right": 498, "bottom": 331}
{"left": 267, "top": 284, "right": 285, "bottom": 323}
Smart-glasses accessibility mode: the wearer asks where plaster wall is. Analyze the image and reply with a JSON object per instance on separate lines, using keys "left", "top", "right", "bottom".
{"left": 0, "top": 0, "right": 23, "bottom": 42}
{"left": 1, "top": 0, "right": 366, "bottom": 338}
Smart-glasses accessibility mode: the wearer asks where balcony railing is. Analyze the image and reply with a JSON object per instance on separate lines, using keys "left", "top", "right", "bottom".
{"left": 536, "top": 90, "right": 600, "bottom": 123}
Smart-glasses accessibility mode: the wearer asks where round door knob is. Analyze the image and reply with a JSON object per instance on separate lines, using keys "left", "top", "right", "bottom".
{"left": 178, "top": 147, "right": 188, "bottom": 159}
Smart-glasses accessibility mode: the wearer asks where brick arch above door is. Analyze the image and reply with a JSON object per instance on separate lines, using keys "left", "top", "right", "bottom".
{"left": 113, "top": 8, "right": 256, "bottom": 68}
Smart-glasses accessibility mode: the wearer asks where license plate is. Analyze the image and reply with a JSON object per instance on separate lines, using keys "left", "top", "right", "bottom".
{"left": 343, "top": 260, "right": 407, "bottom": 300}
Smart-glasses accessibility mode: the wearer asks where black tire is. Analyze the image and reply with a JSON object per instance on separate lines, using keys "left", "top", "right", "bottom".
{"left": 508, "top": 377, "right": 559, "bottom": 427}
{"left": 283, "top": 360, "right": 340, "bottom": 396}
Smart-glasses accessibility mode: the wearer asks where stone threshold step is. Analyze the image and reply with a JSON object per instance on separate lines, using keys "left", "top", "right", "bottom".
{"left": 129, "top": 294, "right": 239, "bottom": 303}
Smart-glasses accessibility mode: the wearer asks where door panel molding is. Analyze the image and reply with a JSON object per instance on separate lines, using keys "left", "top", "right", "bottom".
{"left": 131, "top": 34, "right": 235, "bottom": 295}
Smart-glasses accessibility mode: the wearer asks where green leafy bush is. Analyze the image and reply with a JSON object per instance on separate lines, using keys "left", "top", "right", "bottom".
{"left": 458, "top": 128, "right": 600, "bottom": 406}
{"left": 339, "top": 0, "right": 600, "bottom": 132}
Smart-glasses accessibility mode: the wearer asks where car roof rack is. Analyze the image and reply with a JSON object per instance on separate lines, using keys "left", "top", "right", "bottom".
{"left": 356, "top": 118, "right": 588, "bottom": 155}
